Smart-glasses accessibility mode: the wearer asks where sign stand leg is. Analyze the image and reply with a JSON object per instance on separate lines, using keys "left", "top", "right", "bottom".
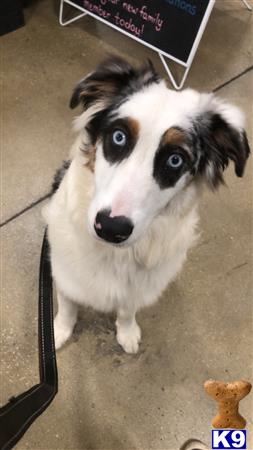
{"left": 59, "top": 0, "right": 87, "bottom": 26}
{"left": 241, "top": 0, "right": 252, "bottom": 10}
{"left": 159, "top": 53, "right": 191, "bottom": 90}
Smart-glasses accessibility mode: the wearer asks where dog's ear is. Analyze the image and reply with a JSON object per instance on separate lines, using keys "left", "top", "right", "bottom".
{"left": 70, "top": 55, "right": 158, "bottom": 110}
{"left": 194, "top": 97, "right": 250, "bottom": 188}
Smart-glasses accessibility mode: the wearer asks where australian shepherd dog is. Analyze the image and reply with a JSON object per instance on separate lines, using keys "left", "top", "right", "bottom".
{"left": 43, "top": 56, "right": 250, "bottom": 354}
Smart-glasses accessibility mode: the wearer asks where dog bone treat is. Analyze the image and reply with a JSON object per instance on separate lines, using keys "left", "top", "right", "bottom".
{"left": 204, "top": 379, "right": 252, "bottom": 429}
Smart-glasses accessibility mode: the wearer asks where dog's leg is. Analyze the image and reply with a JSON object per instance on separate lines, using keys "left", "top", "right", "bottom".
{"left": 54, "top": 290, "right": 78, "bottom": 350}
{"left": 116, "top": 307, "right": 141, "bottom": 354}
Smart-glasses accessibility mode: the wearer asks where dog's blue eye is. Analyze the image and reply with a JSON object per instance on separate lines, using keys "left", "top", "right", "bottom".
{"left": 112, "top": 130, "right": 126, "bottom": 146}
{"left": 166, "top": 153, "right": 183, "bottom": 169}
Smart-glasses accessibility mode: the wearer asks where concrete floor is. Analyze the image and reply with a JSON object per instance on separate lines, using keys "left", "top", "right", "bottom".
{"left": 1, "top": 0, "right": 253, "bottom": 449}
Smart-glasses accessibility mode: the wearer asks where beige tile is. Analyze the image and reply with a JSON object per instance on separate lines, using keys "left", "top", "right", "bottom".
{"left": 1, "top": 206, "right": 44, "bottom": 402}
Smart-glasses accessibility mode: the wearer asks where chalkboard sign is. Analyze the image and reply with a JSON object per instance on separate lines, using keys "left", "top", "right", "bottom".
{"left": 71, "top": 0, "right": 214, "bottom": 65}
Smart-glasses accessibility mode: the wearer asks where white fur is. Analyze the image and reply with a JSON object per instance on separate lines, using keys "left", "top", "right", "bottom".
{"left": 43, "top": 81, "right": 244, "bottom": 353}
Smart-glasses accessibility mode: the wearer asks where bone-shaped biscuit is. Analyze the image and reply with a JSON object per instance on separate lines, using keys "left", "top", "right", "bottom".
{"left": 204, "top": 380, "right": 252, "bottom": 429}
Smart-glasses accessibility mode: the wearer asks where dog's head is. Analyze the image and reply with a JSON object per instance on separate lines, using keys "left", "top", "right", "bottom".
{"left": 70, "top": 56, "right": 250, "bottom": 246}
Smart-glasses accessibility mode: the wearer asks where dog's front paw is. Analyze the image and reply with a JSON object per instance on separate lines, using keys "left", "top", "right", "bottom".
{"left": 116, "top": 321, "right": 141, "bottom": 354}
{"left": 54, "top": 316, "right": 73, "bottom": 350}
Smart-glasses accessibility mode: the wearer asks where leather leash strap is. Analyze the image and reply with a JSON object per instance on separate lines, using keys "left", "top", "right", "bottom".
{"left": 0, "top": 230, "right": 58, "bottom": 450}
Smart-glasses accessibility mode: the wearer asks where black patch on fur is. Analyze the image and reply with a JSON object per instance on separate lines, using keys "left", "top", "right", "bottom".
{"left": 102, "top": 118, "right": 137, "bottom": 164}
{"left": 86, "top": 108, "right": 115, "bottom": 146}
{"left": 191, "top": 113, "right": 250, "bottom": 188}
{"left": 153, "top": 142, "right": 192, "bottom": 189}
{"left": 153, "top": 113, "right": 251, "bottom": 190}
{"left": 51, "top": 160, "right": 71, "bottom": 193}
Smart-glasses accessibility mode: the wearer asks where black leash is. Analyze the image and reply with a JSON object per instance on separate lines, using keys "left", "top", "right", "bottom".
{"left": 0, "top": 230, "right": 58, "bottom": 450}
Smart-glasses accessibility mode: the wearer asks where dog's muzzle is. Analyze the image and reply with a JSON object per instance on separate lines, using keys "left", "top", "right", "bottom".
{"left": 94, "top": 209, "right": 133, "bottom": 244}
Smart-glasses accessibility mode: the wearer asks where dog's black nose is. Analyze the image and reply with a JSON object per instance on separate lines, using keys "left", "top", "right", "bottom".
{"left": 94, "top": 209, "right": 133, "bottom": 244}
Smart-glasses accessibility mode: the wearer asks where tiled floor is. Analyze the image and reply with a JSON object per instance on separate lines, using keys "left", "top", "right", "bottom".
{"left": 1, "top": 1, "right": 253, "bottom": 449}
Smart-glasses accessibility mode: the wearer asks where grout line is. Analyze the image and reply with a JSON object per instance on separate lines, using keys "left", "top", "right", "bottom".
{"left": 1, "top": 65, "right": 252, "bottom": 229}
{"left": 212, "top": 65, "right": 253, "bottom": 93}
{"left": 0, "top": 193, "right": 51, "bottom": 228}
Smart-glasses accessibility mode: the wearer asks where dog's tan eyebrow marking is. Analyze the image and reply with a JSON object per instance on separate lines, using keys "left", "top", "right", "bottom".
{"left": 162, "top": 127, "right": 186, "bottom": 146}
{"left": 162, "top": 127, "right": 193, "bottom": 158}
{"left": 126, "top": 117, "right": 140, "bottom": 141}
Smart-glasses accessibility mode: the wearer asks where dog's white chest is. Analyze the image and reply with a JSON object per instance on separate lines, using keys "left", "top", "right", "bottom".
{"left": 48, "top": 208, "right": 197, "bottom": 314}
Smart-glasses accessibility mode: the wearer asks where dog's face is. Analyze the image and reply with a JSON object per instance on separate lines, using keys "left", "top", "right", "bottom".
{"left": 70, "top": 57, "right": 250, "bottom": 246}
